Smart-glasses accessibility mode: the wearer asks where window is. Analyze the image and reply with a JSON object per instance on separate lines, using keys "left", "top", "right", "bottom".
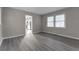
{"left": 55, "top": 14, "right": 65, "bottom": 28}
{"left": 47, "top": 14, "right": 65, "bottom": 28}
{"left": 47, "top": 16, "right": 54, "bottom": 27}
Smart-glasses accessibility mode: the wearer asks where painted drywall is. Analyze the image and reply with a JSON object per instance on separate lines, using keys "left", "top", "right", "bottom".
{"left": 0, "top": 8, "right": 1, "bottom": 24}
{"left": 41, "top": 7, "right": 79, "bottom": 38}
{"left": 0, "top": 8, "right": 1, "bottom": 38}
{"left": 33, "top": 15, "right": 41, "bottom": 33}
{"left": 1, "top": 7, "right": 41, "bottom": 38}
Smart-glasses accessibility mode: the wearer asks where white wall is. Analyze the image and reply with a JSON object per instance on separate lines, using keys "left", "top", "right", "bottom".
{"left": 41, "top": 8, "right": 79, "bottom": 38}
{"left": 0, "top": 8, "right": 1, "bottom": 24}
{"left": 33, "top": 15, "right": 41, "bottom": 33}
{"left": 0, "top": 7, "right": 2, "bottom": 38}
{"left": 1, "top": 7, "right": 41, "bottom": 38}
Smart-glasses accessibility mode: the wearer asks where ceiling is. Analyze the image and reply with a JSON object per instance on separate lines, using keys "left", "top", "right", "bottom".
{"left": 12, "top": 7, "right": 67, "bottom": 15}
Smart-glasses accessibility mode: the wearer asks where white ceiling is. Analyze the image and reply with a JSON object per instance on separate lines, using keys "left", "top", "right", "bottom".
{"left": 12, "top": 7, "right": 67, "bottom": 15}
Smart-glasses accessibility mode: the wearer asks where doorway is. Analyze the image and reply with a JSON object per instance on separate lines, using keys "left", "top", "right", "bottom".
{"left": 25, "top": 15, "right": 33, "bottom": 33}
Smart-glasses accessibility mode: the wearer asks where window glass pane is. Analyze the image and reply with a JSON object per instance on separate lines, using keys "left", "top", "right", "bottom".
{"left": 47, "top": 22, "right": 54, "bottom": 27}
{"left": 47, "top": 16, "right": 54, "bottom": 27}
{"left": 48, "top": 17, "right": 54, "bottom": 22}
{"left": 55, "top": 22, "right": 64, "bottom": 27}
{"left": 56, "top": 14, "right": 64, "bottom": 22}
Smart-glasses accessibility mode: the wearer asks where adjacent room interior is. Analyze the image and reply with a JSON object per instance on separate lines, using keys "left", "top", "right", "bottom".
{"left": 0, "top": 7, "right": 79, "bottom": 51}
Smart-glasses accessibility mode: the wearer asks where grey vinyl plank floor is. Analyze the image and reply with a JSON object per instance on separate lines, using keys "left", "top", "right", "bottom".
{"left": 0, "top": 30, "right": 79, "bottom": 51}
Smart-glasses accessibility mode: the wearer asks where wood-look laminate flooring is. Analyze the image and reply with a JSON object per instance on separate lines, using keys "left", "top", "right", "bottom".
{"left": 0, "top": 30, "right": 79, "bottom": 51}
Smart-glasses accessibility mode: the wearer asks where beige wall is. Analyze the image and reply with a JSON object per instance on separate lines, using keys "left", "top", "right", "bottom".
{"left": 41, "top": 7, "right": 79, "bottom": 38}
{"left": 1, "top": 7, "right": 41, "bottom": 38}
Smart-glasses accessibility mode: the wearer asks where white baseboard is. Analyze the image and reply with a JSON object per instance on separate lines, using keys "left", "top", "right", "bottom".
{"left": 2, "top": 34, "right": 25, "bottom": 40}
{"left": 43, "top": 31, "right": 79, "bottom": 40}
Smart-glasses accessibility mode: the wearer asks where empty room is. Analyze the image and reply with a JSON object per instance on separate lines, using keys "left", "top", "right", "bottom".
{"left": 0, "top": 7, "right": 79, "bottom": 51}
